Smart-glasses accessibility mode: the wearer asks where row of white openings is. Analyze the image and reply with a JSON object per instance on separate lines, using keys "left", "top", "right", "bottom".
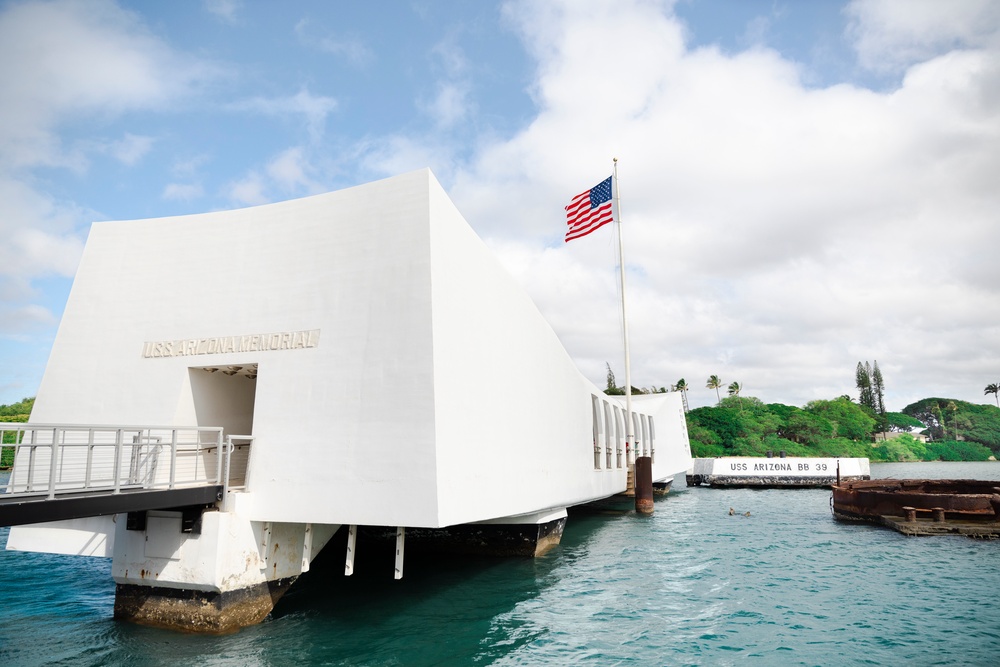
{"left": 591, "top": 394, "right": 654, "bottom": 470}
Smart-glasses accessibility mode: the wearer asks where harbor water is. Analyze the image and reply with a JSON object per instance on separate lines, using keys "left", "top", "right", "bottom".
{"left": 2, "top": 462, "right": 999, "bottom": 666}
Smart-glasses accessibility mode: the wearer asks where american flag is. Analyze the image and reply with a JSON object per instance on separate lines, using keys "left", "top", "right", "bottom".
{"left": 564, "top": 176, "right": 614, "bottom": 242}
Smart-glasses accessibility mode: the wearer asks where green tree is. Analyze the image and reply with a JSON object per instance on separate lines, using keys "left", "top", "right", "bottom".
{"left": 885, "top": 412, "right": 925, "bottom": 432}
{"left": 946, "top": 401, "right": 960, "bottom": 440}
{"left": 925, "top": 438, "right": 993, "bottom": 461}
{"left": 856, "top": 362, "right": 874, "bottom": 412}
{"left": 783, "top": 410, "right": 835, "bottom": 443}
{"left": 1, "top": 397, "right": 34, "bottom": 469}
{"left": 0, "top": 397, "right": 34, "bottom": 419}
{"left": 685, "top": 394, "right": 997, "bottom": 462}
{"left": 687, "top": 404, "right": 742, "bottom": 449}
{"left": 727, "top": 381, "right": 743, "bottom": 411}
{"left": 930, "top": 404, "right": 946, "bottom": 439}
{"left": 805, "top": 397, "right": 876, "bottom": 441}
{"left": 903, "top": 398, "right": 1000, "bottom": 454}
{"left": 673, "top": 378, "right": 689, "bottom": 412}
{"left": 706, "top": 375, "right": 723, "bottom": 406}
{"left": 986, "top": 383, "right": 1000, "bottom": 408}
{"left": 871, "top": 361, "right": 887, "bottom": 435}
{"left": 604, "top": 363, "right": 624, "bottom": 395}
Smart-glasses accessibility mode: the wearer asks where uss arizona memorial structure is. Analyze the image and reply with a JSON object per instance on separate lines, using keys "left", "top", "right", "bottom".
{"left": 4, "top": 169, "right": 692, "bottom": 632}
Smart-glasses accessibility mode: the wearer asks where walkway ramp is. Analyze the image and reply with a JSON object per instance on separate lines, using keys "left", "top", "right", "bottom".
{"left": 1, "top": 423, "right": 237, "bottom": 528}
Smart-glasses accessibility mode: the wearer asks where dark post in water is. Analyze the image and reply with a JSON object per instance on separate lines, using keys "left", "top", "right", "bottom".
{"left": 635, "top": 456, "right": 654, "bottom": 515}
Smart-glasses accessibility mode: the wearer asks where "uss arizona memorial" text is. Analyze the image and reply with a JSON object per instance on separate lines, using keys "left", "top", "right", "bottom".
{"left": 142, "top": 329, "right": 320, "bottom": 358}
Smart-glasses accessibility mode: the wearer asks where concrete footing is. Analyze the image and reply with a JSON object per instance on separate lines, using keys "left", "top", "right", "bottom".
{"left": 109, "top": 509, "right": 339, "bottom": 633}
{"left": 360, "top": 516, "right": 567, "bottom": 558}
{"left": 114, "top": 577, "right": 296, "bottom": 633}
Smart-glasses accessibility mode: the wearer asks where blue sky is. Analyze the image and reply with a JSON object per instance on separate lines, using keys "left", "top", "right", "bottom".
{"left": 2, "top": 0, "right": 999, "bottom": 411}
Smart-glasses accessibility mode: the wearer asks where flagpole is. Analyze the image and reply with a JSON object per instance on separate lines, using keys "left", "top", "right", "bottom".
{"left": 613, "top": 158, "right": 634, "bottom": 466}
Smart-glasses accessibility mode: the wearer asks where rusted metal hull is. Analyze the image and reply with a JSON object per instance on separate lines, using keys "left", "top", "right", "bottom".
{"left": 832, "top": 479, "right": 1000, "bottom": 538}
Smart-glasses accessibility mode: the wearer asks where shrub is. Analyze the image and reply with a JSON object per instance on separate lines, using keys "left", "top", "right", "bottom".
{"left": 924, "top": 439, "right": 993, "bottom": 461}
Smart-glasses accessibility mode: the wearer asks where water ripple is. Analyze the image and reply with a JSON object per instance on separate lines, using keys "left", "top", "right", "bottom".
{"left": 3, "top": 463, "right": 1000, "bottom": 665}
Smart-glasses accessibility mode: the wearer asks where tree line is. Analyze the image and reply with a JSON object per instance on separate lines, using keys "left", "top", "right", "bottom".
{"left": 1, "top": 397, "right": 34, "bottom": 468}
{"left": 604, "top": 364, "right": 668, "bottom": 395}
{"left": 685, "top": 394, "right": 999, "bottom": 462}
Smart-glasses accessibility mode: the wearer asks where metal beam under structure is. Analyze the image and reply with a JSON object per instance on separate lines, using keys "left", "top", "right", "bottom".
{"left": 0, "top": 485, "right": 224, "bottom": 528}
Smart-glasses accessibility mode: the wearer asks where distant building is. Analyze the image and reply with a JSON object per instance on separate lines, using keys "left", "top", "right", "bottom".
{"left": 876, "top": 431, "right": 928, "bottom": 443}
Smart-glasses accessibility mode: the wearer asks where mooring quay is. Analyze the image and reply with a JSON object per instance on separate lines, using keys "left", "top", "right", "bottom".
{"left": 687, "top": 456, "right": 870, "bottom": 488}
{"left": 832, "top": 479, "right": 1000, "bottom": 538}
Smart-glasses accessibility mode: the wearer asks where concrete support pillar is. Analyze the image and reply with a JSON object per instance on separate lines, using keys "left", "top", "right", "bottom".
{"left": 111, "top": 509, "right": 338, "bottom": 633}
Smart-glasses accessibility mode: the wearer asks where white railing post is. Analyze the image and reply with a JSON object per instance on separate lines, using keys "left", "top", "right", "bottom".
{"left": 47, "top": 427, "right": 59, "bottom": 499}
{"left": 113, "top": 428, "right": 124, "bottom": 494}
{"left": 26, "top": 429, "right": 37, "bottom": 493}
{"left": 222, "top": 435, "right": 233, "bottom": 498}
{"left": 5, "top": 427, "right": 17, "bottom": 493}
{"left": 215, "top": 430, "right": 224, "bottom": 486}
{"left": 84, "top": 428, "right": 95, "bottom": 490}
{"left": 169, "top": 429, "right": 178, "bottom": 489}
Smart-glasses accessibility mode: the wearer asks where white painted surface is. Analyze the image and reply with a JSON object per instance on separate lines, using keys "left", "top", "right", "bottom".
{"left": 5, "top": 516, "right": 116, "bottom": 557}
{"left": 10, "top": 169, "right": 693, "bottom": 564}
{"left": 691, "top": 457, "right": 870, "bottom": 478}
{"left": 111, "top": 512, "right": 340, "bottom": 593}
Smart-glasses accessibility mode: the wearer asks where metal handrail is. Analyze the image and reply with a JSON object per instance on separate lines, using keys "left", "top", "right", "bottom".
{"left": 0, "top": 423, "right": 226, "bottom": 500}
{"left": 224, "top": 435, "right": 254, "bottom": 496}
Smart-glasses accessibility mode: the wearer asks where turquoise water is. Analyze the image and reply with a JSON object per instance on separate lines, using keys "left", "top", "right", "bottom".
{"left": 2, "top": 462, "right": 1000, "bottom": 666}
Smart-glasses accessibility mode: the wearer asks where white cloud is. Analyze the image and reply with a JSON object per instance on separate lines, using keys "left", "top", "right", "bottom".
{"left": 162, "top": 183, "right": 204, "bottom": 201}
{"left": 420, "top": 81, "right": 472, "bottom": 127}
{"left": 0, "top": 0, "right": 214, "bottom": 403}
{"left": 0, "top": 178, "right": 85, "bottom": 281}
{"left": 89, "top": 132, "right": 155, "bottom": 166}
{"left": 170, "top": 154, "right": 211, "bottom": 178}
{"left": 204, "top": 0, "right": 241, "bottom": 24}
{"left": 223, "top": 146, "right": 326, "bottom": 207}
{"left": 231, "top": 89, "right": 338, "bottom": 143}
{"left": 0, "top": 304, "right": 57, "bottom": 338}
{"left": 357, "top": 134, "right": 459, "bottom": 184}
{"left": 445, "top": 0, "right": 1000, "bottom": 410}
{"left": 846, "top": 0, "right": 1000, "bottom": 74}
{"left": 225, "top": 172, "right": 268, "bottom": 207}
{"left": 111, "top": 132, "right": 154, "bottom": 165}
{"left": 294, "top": 18, "right": 372, "bottom": 65}
{"left": 3, "top": 0, "right": 998, "bottom": 414}
{"left": 0, "top": 0, "right": 210, "bottom": 170}
{"left": 266, "top": 147, "right": 322, "bottom": 194}
{"left": 0, "top": 0, "right": 213, "bottom": 249}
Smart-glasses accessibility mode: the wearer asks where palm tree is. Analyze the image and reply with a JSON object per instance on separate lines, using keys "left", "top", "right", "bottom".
{"left": 986, "top": 383, "right": 1000, "bottom": 408}
{"left": 673, "top": 378, "right": 690, "bottom": 412}
{"left": 706, "top": 375, "right": 723, "bottom": 406}
{"left": 728, "top": 381, "right": 743, "bottom": 411}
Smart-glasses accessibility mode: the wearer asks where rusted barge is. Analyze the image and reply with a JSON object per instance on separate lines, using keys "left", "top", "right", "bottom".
{"left": 832, "top": 479, "right": 1000, "bottom": 538}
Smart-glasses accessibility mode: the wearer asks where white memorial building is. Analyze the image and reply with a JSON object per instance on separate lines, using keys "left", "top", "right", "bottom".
{"left": 5, "top": 169, "right": 692, "bottom": 632}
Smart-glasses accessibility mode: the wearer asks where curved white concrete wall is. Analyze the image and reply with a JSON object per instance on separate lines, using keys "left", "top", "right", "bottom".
{"left": 26, "top": 170, "right": 692, "bottom": 531}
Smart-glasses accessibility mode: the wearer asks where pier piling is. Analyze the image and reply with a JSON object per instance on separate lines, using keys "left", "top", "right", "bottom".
{"left": 635, "top": 457, "right": 653, "bottom": 515}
